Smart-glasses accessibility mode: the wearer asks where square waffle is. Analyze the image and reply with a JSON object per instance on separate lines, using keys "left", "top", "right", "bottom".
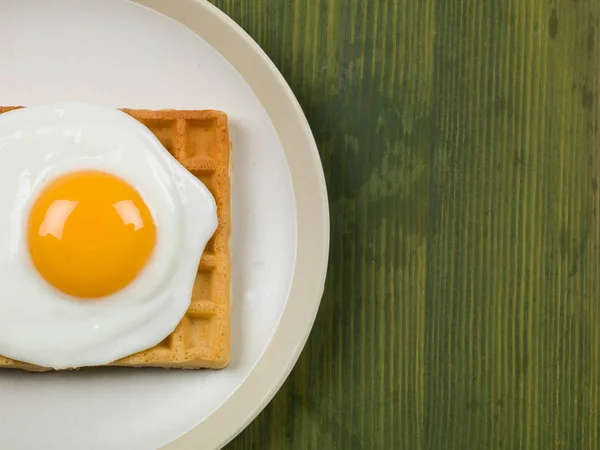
{"left": 0, "top": 106, "right": 231, "bottom": 371}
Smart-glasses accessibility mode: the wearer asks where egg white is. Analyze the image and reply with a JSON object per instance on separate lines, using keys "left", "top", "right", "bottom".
{"left": 0, "top": 102, "right": 217, "bottom": 369}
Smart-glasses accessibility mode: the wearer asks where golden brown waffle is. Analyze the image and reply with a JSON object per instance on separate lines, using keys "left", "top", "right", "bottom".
{"left": 0, "top": 106, "right": 231, "bottom": 371}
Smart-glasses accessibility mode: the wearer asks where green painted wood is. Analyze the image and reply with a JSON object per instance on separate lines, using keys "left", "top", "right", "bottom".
{"left": 211, "top": 0, "right": 600, "bottom": 448}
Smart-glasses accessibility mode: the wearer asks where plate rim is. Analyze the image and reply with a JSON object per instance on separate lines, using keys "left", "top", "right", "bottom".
{"left": 132, "top": 0, "right": 330, "bottom": 448}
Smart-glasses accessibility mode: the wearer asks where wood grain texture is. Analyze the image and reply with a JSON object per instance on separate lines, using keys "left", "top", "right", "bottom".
{"left": 211, "top": 0, "right": 600, "bottom": 448}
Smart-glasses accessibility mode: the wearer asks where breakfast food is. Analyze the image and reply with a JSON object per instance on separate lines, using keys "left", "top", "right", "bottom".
{"left": 0, "top": 103, "right": 231, "bottom": 371}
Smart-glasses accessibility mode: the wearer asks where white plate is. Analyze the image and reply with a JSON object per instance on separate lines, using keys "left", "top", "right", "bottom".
{"left": 0, "top": 0, "right": 329, "bottom": 449}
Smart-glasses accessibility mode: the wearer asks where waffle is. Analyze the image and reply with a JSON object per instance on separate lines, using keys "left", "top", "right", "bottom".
{"left": 0, "top": 106, "right": 231, "bottom": 371}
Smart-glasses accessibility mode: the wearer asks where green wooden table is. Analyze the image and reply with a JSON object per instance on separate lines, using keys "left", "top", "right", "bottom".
{"left": 215, "top": 0, "right": 600, "bottom": 448}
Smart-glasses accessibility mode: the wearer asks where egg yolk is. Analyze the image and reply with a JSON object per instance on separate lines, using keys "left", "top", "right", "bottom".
{"left": 27, "top": 171, "right": 156, "bottom": 299}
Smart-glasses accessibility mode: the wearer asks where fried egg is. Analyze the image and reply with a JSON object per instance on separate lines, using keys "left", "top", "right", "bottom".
{"left": 0, "top": 102, "right": 217, "bottom": 369}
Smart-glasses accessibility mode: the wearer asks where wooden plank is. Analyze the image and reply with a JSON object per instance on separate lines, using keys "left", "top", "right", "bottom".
{"left": 215, "top": 0, "right": 600, "bottom": 448}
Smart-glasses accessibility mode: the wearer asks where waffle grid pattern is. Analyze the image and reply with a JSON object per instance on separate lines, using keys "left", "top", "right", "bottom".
{"left": 0, "top": 107, "right": 231, "bottom": 371}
